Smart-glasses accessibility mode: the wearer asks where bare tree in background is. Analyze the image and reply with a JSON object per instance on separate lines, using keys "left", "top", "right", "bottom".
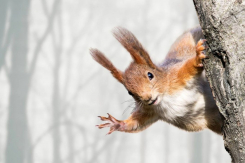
{"left": 5, "top": 0, "right": 30, "bottom": 163}
{"left": 51, "top": 8, "right": 63, "bottom": 163}
{"left": 4, "top": 0, "right": 61, "bottom": 162}
{"left": 0, "top": 0, "right": 10, "bottom": 70}
{"left": 193, "top": 0, "right": 245, "bottom": 162}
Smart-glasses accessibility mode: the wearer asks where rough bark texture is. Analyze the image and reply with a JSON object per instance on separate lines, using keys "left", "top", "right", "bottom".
{"left": 193, "top": 0, "right": 245, "bottom": 162}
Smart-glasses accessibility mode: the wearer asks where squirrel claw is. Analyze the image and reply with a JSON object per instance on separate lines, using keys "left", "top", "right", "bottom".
{"left": 195, "top": 39, "right": 207, "bottom": 67}
{"left": 97, "top": 114, "right": 123, "bottom": 134}
{"left": 96, "top": 123, "right": 111, "bottom": 129}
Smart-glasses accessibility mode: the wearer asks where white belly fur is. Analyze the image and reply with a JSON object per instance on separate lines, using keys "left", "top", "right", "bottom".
{"left": 157, "top": 75, "right": 217, "bottom": 132}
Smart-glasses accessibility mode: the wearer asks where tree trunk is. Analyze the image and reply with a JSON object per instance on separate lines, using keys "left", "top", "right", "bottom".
{"left": 5, "top": 0, "right": 30, "bottom": 163}
{"left": 193, "top": 0, "right": 245, "bottom": 162}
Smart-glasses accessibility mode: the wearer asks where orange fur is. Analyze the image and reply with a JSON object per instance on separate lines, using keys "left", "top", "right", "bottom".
{"left": 90, "top": 48, "right": 124, "bottom": 83}
{"left": 92, "top": 26, "right": 222, "bottom": 135}
{"left": 97, "top": 107, "right": 158, "bottom": 134}
{"left": 162, "top": 29, "right": 206, "bottom": 95}
{"left": 113, "top": 27, "right": 156, "bottom": 69}
{"left": 166, "top": 26, "right": 204, "bottom": 60}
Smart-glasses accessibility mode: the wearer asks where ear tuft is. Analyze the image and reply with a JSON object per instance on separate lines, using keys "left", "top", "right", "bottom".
{"left": 112, "top": 27, "right": 156, "bottom": 69}
{"left": 90, "top": 48, "right": 124, "bottom": 83}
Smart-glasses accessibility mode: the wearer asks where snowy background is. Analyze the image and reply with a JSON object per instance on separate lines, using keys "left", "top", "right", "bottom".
{"left": 0, "top": 0, "right": 231, "bottom": 163}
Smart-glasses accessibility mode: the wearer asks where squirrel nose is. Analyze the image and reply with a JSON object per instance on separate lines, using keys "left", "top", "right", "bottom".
{"left": 143, "top": 95, "right": 152, "bottom": 102}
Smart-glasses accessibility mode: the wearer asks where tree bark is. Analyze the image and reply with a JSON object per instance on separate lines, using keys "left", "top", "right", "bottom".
{"left": 193, "top": 0, "right": 245, "bottom": 162}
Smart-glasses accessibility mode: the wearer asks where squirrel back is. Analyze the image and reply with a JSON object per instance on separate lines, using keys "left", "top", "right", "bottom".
{"left": 165, "top": 26, "right": 203, "bottom": 60}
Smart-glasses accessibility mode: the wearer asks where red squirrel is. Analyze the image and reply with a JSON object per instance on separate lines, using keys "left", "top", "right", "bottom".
{"left": 90, "top": 26, "right": 223, "bottom": 135}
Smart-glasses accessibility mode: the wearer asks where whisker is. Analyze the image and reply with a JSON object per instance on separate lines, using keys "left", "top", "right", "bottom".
{"left": 121, "top": 99, "right": 134, "bottom": 104}
{"left": 122, "top": 102, "right": 135, "bottom": 115}
{"left": 135, "top": 101, "right": 143, "bottom": 112}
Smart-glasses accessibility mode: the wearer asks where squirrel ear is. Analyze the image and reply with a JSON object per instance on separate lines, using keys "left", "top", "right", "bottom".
{"left": 90, "top": 48, "right": 124, "bottom": 83}
{"left": 112, "top": 27, "right": 156, "bottom": 69}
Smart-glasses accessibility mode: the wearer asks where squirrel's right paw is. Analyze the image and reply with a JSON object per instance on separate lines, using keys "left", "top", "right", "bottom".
{"left": 96, "top": 113, "right": 125, "bottom": 135}
{"left": 195, "top": 39, "right": 207, "bottom": 67}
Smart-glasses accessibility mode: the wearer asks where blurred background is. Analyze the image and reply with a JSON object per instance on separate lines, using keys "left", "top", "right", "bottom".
{"left": 0, "top": 0, "right": 231, "bottom": 163}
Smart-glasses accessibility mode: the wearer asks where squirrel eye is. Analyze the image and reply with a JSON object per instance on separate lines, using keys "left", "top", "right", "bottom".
{"left": 128, "top": 91, "right": 133, "bottom": 96}
{"left": 147, "top": 72, "right": 154, "bottom": 80}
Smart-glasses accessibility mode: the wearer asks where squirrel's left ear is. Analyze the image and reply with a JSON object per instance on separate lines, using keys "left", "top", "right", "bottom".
{"left": 90, "top": 48, "right": 124, "bottom": 83}
{"left": 112, "top": 27, "right": 156, "bottom": 69}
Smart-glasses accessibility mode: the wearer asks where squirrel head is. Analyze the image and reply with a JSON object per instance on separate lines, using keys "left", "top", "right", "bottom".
{"left": 90, "top": 27, "right": 165, "bottom": 106}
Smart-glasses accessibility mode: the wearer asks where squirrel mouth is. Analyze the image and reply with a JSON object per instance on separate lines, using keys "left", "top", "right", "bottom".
{"left": 148, "top": 97, "right": 158, "bottom": 105}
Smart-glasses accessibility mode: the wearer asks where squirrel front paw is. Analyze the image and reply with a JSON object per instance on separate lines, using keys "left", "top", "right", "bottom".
{"left": 96, "top": 113, "right": 125, "bottom": 135}
{"left": 195, "top": 39, "right": 207, "bottom": 67}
